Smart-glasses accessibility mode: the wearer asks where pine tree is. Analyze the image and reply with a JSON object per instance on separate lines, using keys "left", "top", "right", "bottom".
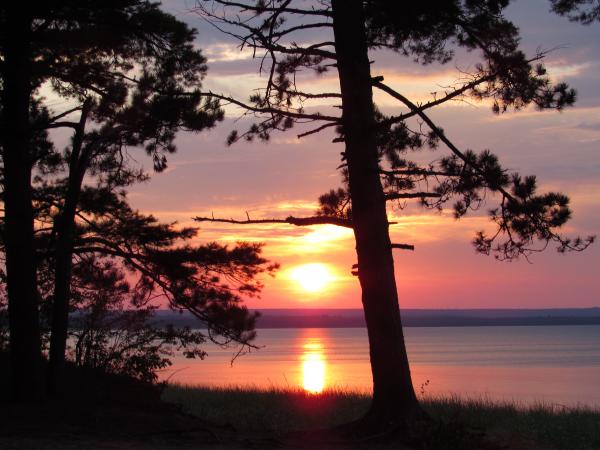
{"left": 2, "top": 185, "right": 276, "bottom": 383}
{"left": 551, "top": 0, "right": 600, "bottom": 23}
{"left": 194, "top": 0, "right": 593, "bottom": 431}
{"left": 0, "top": 1, "right": 222, "bottom": 400}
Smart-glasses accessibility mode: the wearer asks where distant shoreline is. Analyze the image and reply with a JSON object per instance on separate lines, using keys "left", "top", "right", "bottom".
{"left": 154, "top": 307, "right": 600, "bottom": 328}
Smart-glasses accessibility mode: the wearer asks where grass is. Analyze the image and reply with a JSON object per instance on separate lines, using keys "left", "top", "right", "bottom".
{"left": 162, "top": 385, "right": 370, "bottom": 432}
{"left": 423, "top": 395, "right": 600, "bottom": 450}
{"left": 162, "top": 384, "right": 600, "bottom": 450}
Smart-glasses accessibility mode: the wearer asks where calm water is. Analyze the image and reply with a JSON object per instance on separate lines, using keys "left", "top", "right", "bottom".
{"left": 162, "top": 325, "right": 600, "bottom": 407}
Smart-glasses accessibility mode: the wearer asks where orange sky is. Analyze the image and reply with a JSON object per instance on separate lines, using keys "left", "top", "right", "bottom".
{"left": 114, "top": 1, "right": 600, "bottom": 309}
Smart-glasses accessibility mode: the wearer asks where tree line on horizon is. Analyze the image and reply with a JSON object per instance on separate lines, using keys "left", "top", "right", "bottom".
{"left": 0, "top": 0, "right": 597, "bottom": 437}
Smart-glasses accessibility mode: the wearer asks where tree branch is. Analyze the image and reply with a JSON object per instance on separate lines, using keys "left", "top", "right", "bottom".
{"left": 72, "top": 242, "right": 260, "bottom": 349}
{"left": 373, "top": 81, "right": 515, "bottom": 201}
{"left": 194, "top": 215, "right": 353, "bottom": 228}
{"left": 46, "top": 106, "right": 84, "bottom": 124}
{"left": 378, "top": 52, "right": 548, "bottom": 128}
{"left": 297, "top": 122, "right": 338, "bottom": 138}
{"left": 385, "top": 192, "right": 442, "bottom": 200}
{"left": 44, "top": 121, "right": 80, "bottom": 130}
{"left": 203, "top": 91, "right": 340, "bottom": 123}
{"left": 380, "top": 168, "right": 451, "bottom": 177}
{"left": 391, "top": 243, "right": 415, "bottom": 251}
{"left": 204, "top": 1, "right": 333, "bottom": 17}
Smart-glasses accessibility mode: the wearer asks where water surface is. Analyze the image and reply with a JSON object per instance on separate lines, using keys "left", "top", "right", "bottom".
{"left": 163, "top": 325, "right": 600, "bottom": 407}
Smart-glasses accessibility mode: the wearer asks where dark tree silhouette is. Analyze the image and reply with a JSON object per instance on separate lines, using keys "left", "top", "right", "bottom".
{"left": 42, "top": 36, "right": 222, "bottom": 394}
{"left": 1, "top": 182, "right": 277, "bottom": 382}
{"left": 32, "top": 184, "right": 275, "bottom": 342}
{"left": 47, "top": 257, "right": 207, "bottom": 384}
{"left": 0, "top": 1, "right": 223, "bottom": 399}
{"left": 0, "top": 282, "right": 7, "bottom": 353}
{"left": 551, "top": 0, "right": 600, "bottom": 23}
{"left": 194, "top": 0, "right": 593, "bottom": 431}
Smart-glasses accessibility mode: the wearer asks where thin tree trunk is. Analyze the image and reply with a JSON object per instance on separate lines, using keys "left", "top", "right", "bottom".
{"left": 1, "top": 9, "right": 43, "bottom": 401}
{"left": 331, "top": 0, "right": 421, "bottom": 427}
{"left": 47, "top": 209, "right": 77, "bottom": 392}
{"left": 48, "top": 105, "right": 91, "bottom": 393}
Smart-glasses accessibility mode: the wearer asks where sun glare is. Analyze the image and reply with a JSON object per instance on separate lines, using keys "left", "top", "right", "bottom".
{"left": 302, "top": 225, "right": 353, "bottom": 244}
{"left": 290, "top": 263, "right": 333, "bottom": 293}
{"left": 302, "top": 340, "right": 326, "bottom": 394}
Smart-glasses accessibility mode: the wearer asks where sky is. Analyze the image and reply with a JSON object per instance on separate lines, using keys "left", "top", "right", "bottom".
{"left": 123, "top": 0, "right": 600, "bottom": 310}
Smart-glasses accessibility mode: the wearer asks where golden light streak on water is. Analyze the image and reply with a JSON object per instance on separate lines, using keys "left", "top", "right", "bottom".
{"left": 301, "top": 339, "right": 326, "bottom": 393}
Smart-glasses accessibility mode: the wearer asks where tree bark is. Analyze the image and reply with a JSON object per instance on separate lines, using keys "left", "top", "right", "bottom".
{"left": 48, "top": 105, "right": 91, "bottom": 393}
{"left": 331, "top": 0, "right": 421, "bottom": 427}
{"left": 1, "top": 9, "right": 44, "bottom": 401}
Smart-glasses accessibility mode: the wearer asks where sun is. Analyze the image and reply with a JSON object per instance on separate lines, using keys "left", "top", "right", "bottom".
{"left": 290, "top": 263, "right": 333, "bottom": 293}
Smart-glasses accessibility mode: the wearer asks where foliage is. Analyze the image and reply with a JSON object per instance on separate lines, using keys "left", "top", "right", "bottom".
{"left": 2, "top": 181, "right": 277, "bottom": 380}
{"left": 2, "top": 183, "right": 277, "bottom": 381}
{"left": 2, "top": 0, "right": 225, "bottom": 172}
{"left": 33, "top": 185, "right": 277, "bottom": 344}
{"left": 551, "top": 0, "right": 600, "bottom": 23}
{"left": 194, "top": 0, "right": 594, "bottom": 261}
{"left": 0, "top": 0, "right": 229, "bottom": 395}
{"left": 68, "top": 257, "right": 206, "bottom": 383}
{"left": 28, "top": 0, "right": 226, "bottom": 345}
{"left": 24, "top": 182, "right": 277, "bottom": 346}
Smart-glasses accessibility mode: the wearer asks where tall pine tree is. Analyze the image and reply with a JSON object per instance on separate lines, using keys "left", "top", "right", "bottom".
{"left": 194, "top": 0, "right": 593, "bottom": 431}
{"left": 0, "top": 1, "right": 222, "bottom": 400}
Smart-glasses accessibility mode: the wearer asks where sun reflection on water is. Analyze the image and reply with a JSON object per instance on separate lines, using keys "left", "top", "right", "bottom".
{"left": 301, "top": 339, "right": 326, "bottom": 393}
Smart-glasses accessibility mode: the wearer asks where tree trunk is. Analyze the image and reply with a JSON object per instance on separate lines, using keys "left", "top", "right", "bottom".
{"left": 1, "top": 9, "right": 44, "bottom": 401}
{"left": 48, "top": 106, "right": 91, "bottom": 393}
{"left": 47, "top": 209, "right": 78, "bottom": 393}
{"left": 331, "top": 0, "right": 422, "bottom": 428}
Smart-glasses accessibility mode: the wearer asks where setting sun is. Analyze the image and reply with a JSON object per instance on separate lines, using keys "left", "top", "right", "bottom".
{"left": 290, "top": 263, "right": 333, "bottom": 293}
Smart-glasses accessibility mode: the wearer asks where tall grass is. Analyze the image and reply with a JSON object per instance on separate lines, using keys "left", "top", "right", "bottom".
{"left": 163, "top": 384, "right": 370, "bottom": 431}
{"left": 423, "top": 395, "right": 600, "bottom": 450}
{"left": 162, "top": 384, "right": 600, "bottom": 450}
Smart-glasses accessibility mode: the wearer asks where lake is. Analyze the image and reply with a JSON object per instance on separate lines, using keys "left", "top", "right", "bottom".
{"left": 162, "top": 325, "right": 600, "bottom": 407}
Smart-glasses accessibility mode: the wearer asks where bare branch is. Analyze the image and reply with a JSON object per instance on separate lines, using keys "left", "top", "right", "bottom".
{"left": 285, "top": 90, "right": 341, "bottom": 100}
{"left": 194, "top": 215, "right": 353, "bottom": 228}
{"left": 203, "top": 91, "right": 340, "bottom": 123}
{"left": 269, "top": 22, "right": 333, "bottom": 39}
{"left": 391, "top": 243, "right": 415, "bottom": 251}
{"left": 44, "top": 121, "right": 80, "bottom": 130}
{"left": 202, "top": 1, "right": 333, "bottom": 17}
{"left": 46, "top": 106, "right": 84, "bottom": 124}
{"left": 380, "top": 169, "right": 451, "bottom": 177}
{"left": 385, "top": 192, "right": 442, "bottom": 200}
{"left": 297, "top": 122, "right": 337, "bottom": 139}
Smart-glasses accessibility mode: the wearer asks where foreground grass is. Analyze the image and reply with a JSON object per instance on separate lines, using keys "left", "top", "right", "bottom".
{"left": 163, "top": 385, "right": 600, "bottom": 450}
{"left": 424, "top": 396, "right": 600, "bottom": 450}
